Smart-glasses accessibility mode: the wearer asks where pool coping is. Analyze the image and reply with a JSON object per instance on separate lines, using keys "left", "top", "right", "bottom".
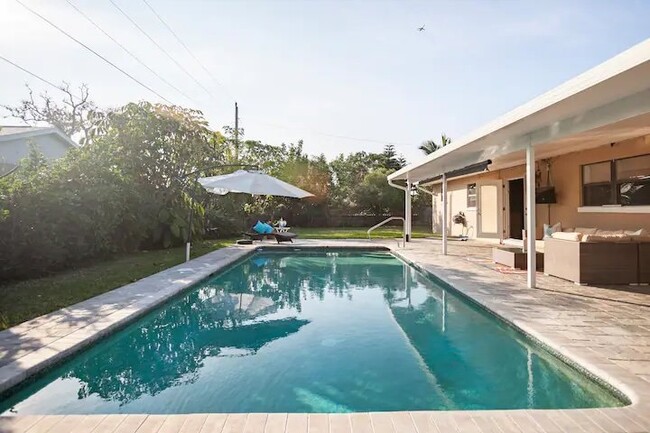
{"left": 1, "top": 240, "right": 650, "bottom": 433}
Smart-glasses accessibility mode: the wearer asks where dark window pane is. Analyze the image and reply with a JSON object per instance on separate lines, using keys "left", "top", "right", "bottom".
{"left": 583, "top": 184, "right": 613, "bottom": 206}
{"left": 618, "top": 180, "right": 650, "bottom": 206}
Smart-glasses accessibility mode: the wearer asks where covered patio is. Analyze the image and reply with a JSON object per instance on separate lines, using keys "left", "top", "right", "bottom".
{"left": 389, "top": 38, "right": 650, "bottom": 288}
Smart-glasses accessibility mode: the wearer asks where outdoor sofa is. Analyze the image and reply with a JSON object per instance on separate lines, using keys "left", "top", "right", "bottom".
{"left": 544, "top": 228, "right": 650, "bottom": 285}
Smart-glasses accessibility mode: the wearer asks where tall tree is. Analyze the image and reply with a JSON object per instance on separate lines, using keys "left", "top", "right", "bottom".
{"left": 419, "top": 133, "right": 452, "bottom": 155}
{"left": 381, "top": 144, "right": 406, "bottom": 171}
{"left": 1, "top": 83, "right": 97, "bottom": 144}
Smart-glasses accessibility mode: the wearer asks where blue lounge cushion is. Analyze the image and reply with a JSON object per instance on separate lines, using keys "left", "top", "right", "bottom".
{"left": 253, "top": 221, "right": 267, "bottom": 234}
{"left": 262, "top": 223, "right": 274, "bottom": 234}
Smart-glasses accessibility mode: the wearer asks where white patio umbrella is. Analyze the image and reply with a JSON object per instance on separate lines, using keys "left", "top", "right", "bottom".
{"left": 183, "top": 170, "right": 314, "bottom": 261}
{"left": 198, "top": 170, "right": 314, "bottom": 198}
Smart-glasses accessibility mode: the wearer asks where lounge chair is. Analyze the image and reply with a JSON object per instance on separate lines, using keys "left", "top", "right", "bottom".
{"left": 242, "top": 227, "right": 297, "bottom": 244}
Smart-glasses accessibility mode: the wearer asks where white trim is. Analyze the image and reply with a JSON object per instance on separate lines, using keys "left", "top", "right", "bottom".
{"left": 578, "top": 206, "right": 650, "bottom": 213}
{"left": 0, "top": 126, "right": 78, "bottom": 148}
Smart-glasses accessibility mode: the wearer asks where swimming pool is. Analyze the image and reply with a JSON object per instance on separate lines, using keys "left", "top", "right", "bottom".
{"left": 0, "top": 250, "right": 624, "bottom": 414}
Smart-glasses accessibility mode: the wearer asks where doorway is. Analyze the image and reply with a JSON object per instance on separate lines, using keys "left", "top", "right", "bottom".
{"left": 477, "top": 180, "right": 503, "bottom": 239}
{"left": 508, "top": 178, "right": 525, "bottom": 239}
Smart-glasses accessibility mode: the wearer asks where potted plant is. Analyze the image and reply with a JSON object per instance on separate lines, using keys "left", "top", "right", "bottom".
{"left": 452, "top": 211, "right": 469, "bottom": 240}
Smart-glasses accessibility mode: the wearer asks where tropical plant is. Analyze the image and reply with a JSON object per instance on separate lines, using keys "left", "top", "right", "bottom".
{"left": 419, "top": 133, "right": 452, "bottom": 155}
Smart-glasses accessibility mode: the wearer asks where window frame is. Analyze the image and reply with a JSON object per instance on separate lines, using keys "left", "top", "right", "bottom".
{"left": 466, "top": 183, "right": 477, "bottom": 208}
{"left": 581, "top": 153, "right": 650, "bottom": 207}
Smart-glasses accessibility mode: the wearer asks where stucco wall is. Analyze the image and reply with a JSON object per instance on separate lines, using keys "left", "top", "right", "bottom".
{"left": 431, "top": 134, "right": 650, "bottom": 240}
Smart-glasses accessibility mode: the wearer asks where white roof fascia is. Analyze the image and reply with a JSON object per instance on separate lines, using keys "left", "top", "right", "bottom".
{"left": 389, "top": 38, "right": 650, "bottom": 182}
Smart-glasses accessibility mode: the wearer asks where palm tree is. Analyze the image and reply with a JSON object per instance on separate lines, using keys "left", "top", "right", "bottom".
{"left": 419, "top": 133, "right": 452, "bottom": 155}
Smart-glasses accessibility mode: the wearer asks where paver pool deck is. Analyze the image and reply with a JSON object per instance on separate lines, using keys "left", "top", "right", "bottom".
{"left": 1, "top": 238, "right": 650, "bottom": 433}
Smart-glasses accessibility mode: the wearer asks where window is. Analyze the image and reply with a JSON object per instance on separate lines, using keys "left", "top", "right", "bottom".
{"left": 582, "top": 154, "right": 650, "bottom": 206}
{"left": 467, "top": 183, "right": 477, "bottom": 208}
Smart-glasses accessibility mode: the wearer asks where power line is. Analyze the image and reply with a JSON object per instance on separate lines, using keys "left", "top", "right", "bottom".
{"left": 247, "top": 117, "right": 417, "bottom": 148}
{"left": 0, "top": 55, "right": 78, "bottom": 99}
{"left": 64, "top": 0, "right": 199, "bottom": 106}
{"left": 141, "top": 0, "right": 231, "bottom": 100}
{"left": 108, "top": 0, "right": 215, "bottom": 99}
{"left": 15, "top": 0, "right": 174, "bottom": 104}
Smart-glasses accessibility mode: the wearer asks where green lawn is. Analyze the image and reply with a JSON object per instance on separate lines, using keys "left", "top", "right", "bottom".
{"left": 0, "top": 226, "right": 434, "bottom": 330}
{"left": 294, "top": 226, "right": 432, "bottom": 239}
{"left": 0, "top": 239, "right": 234, "bottom": 330}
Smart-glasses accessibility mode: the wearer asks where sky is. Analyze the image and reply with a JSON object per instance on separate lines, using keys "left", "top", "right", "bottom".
{"left": 0, "top": 0, "right": 649, "bottom": 164}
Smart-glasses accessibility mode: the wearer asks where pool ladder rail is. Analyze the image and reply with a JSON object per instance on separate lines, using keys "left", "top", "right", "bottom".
{"left": 367, "top": 216, "right": 407, "bottom": 248}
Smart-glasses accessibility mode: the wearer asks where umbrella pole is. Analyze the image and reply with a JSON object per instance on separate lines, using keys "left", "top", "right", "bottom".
{"left": 186, "top": 196, "right": 194, "bottom": 262}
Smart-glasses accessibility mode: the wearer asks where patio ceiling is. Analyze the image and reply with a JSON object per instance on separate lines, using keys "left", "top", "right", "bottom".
{"left": 390, "top": 38, "right": 650, "bottom": 183}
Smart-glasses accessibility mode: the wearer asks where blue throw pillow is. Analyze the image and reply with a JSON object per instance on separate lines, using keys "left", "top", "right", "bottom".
{"left": 253, "top": 221, "right": 266, "bottom": 234}
{"left": 262, "top": 223, "right": 274, "bottom": 234}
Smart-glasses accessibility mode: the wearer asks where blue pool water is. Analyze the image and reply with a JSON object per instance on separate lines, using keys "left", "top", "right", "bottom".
{"left": 0, "top": 250, "right": 624, "bottom": 414}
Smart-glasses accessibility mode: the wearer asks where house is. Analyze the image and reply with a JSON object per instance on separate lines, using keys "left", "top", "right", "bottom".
{"left": 0, "top": 125, "right": 78, "bottom": 176}
{"left": 388, "top": 38, "right": 650, "bottom": 287}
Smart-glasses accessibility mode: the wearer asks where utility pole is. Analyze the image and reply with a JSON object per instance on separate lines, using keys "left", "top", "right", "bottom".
{"left": 234, "top": 102, "right": 239, "bottom": 162}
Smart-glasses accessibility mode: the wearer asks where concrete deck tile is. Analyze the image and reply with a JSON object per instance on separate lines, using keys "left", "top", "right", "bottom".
{"left": 264, "top": 414, "right": 287, "bottom": 433}
{"left": 0, "top": 415, "right": 42, "bottom": 433}
{"left": 349, "top": 413, "right": 374, "bottom": 433}
{"left": 597, "top": 409, "right": 647, "bottom": 432}
{"left": 389, "top": 413, "right": 416, "bottom": 433}
{"left": 329, "top": 414, "right": 352, "bottom": 433}
{"left": 113, "top": 415, "right": 148, "bottom": 433}
{"left": 450, "top": 413, "right": 483, "bottom": 433}
{"left": 519, "top": 411, "right": 563, "bottom": 433}
{"left": 90, "top": 415, "right": 128, "bottom": 433}
{"left": 221, "top": 414, "right": 248, "bottom": 433}
{"left": 468, "top": 415, "right": 503, "bottom": 433}
{"left": 159, "top": 416, "right": 189, "bottom": 433}
{"left": 243, "top": 414, "right": 267, "bottom": 433}
{"left": 307, "top": 414, "right": 328, "bottom": 433}
{"left": 562, "top": 410, "right": 609, "bottom": 433}
{"left": 285, "top": 414, "right": 308, "bottom": 433}
{"left": 178, "top": 415, "right": 208, "bottom": 433}
{"left": 369, "top": 412, "right": 395, "bottom": 433}
{"left": 489, "top": 414, "right": 524, "bottom": 433}
{"left": 41, "top": 415, "right": 87, "bottom": 433}
{"left": 135, "top": 415, "right": 167, "bottom": 433}
{"left": 22, "top": 415, "right": 65, "bottom": 433}
{"left": 429, "top": 413, "right": 458, "bottom": 433}
{"left": 408, "top": 412, "right": 440, "bottom": 433}
{"left": 198, "top": 414, "right": 227, "bottom": 433}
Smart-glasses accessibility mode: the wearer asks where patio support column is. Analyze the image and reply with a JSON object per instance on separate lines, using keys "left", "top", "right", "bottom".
{"left": 405, "top": 180, "right": 412, "bottom": 242}
{"left": 526, "top": 142, "right": 537, "bottom": 288}
{"left": 442, "top": 173, "right": 448, "bottom": 255}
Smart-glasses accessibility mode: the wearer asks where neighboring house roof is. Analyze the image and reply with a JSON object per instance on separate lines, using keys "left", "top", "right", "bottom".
{"left": 0, "top": 125, "right": 79, "bottom": 148}
{"left": 390, "top": 38, "right": 650, "bottom": 182}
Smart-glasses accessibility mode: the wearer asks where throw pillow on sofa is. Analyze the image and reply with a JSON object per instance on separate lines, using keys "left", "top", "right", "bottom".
{"left": 551, "top": 232, "right": 582, "bottom": 242}
{"left": 543, "top": 222, "right": 561, "bottom": 239}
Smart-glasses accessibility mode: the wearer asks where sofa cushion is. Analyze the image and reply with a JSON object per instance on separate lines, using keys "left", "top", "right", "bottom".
{"left": 574, "top": 227, "right": 597, "bottom": 235}
{"left": 625, "top": 228, "right": 648, "bottom": 236}
{"left": 562, "top": 227, "right": 575, "bottom": 233}
{"left": 595, "top": 229, "right": 625, "bottom": 235}
{"left": 582, "top": 233, "right": 632, "bottom": 243}
{"left": 551, "top": 232, "right": 582, "bottom": 242}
